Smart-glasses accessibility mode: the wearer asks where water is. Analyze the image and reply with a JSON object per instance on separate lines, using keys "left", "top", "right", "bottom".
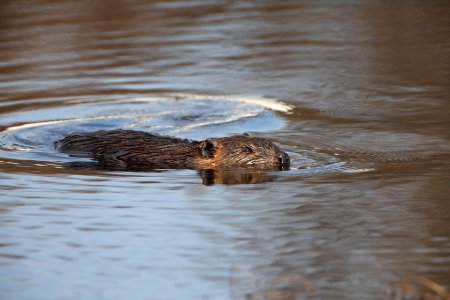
{"left": 1, "top": 1, "right": 449, "bottom": 299}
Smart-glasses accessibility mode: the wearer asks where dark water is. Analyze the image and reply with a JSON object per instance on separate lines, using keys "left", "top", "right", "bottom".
{"left": 1, "top": 1, "right": 449, "bottom": 299}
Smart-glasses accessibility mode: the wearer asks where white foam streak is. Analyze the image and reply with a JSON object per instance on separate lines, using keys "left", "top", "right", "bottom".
{"left": 4, "top": 115, "right": 136, "bottom": 132}
{"left": 127, "top": 93, "right": 294, "bottom": 113}
{"left": 170, "top": 111, "right": 260, "bottom": 133}
{"left": 3, "top": 93, "right": 292, "bottom": 132}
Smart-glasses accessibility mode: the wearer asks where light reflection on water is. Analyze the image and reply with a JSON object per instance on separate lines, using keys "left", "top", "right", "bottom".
{"left": 1, "top": 1, "right": 449, "bottom": 299}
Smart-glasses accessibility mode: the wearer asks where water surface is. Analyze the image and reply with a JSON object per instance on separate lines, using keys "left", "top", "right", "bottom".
{"left": 1, "top": 1, "right": 449, "bottom": 299}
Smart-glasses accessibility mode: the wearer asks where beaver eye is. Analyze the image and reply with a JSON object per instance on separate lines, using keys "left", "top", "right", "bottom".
{"left": 242, "top": 146, "right": 252, "bottom": 154}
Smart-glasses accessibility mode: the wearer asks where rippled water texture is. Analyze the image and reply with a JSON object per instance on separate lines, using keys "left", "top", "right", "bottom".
{"left": 1, "top": 1, "right": 449, "bottom": 299}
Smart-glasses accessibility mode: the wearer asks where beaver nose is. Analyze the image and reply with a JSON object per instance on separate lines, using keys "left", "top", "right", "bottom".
{"left": 278, "top": 153, "right": 290, "bottom": 165}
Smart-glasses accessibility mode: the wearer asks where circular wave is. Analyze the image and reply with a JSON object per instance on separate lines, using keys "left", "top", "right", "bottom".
{"left": 1, "top": 92, "right": 395, "bottom": 175}
{"left": 0, "top": 93, "right": 292, "bottom": 163}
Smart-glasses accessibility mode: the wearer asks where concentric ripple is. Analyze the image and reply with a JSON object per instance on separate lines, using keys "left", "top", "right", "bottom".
{"left": 1, "top": 92, "right": 417, "bottom": 174}
{"left": 0, "top": 93, "right": 293, "bottom": 164}
{"left": 0, "top": 93, "right": 410, "bottom": 174}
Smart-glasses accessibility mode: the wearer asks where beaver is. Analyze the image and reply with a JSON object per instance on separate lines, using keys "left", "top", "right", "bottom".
{"left": 55, "top": 129, "right": 290, "bottom": 171}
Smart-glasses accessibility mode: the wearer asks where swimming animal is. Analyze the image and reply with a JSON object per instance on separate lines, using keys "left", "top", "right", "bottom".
{"left": 55, "top": 130, "right": 290, "bottom": 171}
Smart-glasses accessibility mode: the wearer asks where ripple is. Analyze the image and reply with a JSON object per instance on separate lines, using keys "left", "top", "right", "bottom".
{"left": 0, "top": 92, "right": 395, "bottom": 176}
{"left": 0, "top": 93, "right": 292, "bottom": 163}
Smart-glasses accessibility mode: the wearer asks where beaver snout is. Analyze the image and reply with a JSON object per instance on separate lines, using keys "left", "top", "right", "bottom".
{"left": 278, "top": 152, "right": 290, "bottom": 166}
{"left": 276, "top": 152, "right": 290, "bottom": 171}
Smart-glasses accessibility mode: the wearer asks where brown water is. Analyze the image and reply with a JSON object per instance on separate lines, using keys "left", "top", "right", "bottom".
{"left": 1, "top": 1, "right": 449, "bottom": 299}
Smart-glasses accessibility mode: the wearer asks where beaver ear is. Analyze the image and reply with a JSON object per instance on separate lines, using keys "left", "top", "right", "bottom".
{"left": 199, "top": 139, "right": 216, "bottom": 158}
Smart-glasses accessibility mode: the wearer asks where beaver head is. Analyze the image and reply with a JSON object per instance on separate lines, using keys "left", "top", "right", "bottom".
{"left": 196, "top": 134, "right": 290, "bottom": 170}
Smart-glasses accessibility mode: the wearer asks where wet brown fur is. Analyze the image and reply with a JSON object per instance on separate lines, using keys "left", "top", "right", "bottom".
{"left": 55, "top": 130, "right": 290, "bottom": 170}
